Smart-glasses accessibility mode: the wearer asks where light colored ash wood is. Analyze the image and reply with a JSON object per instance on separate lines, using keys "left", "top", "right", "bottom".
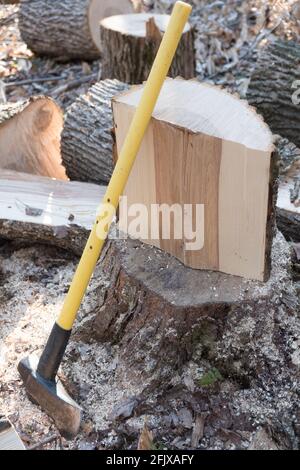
{"left": 19, "top": 0, "right": 135, "bottom": 61}
{"left": 100, "top": 13, "right": 195, "bottom": 83}
{"left": 0, "top": 170, "right": 106, "bottom": 254}
{"left": 115, "top": 102, "right": 160, "bottom": 249}
{"left": 0, "top": 97, "right": 66, "bottom": 179}
{"left": 113, "top": 78, "right": 276, "bottom": 281}
{"left": 61, "top": 79, "right": 129, "bottom": 185}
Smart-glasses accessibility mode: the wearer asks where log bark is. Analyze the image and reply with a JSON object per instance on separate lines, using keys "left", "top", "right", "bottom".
{"left": 100, "top": 14, "right": 195, "bottom": 83}
{"left": 61, "top": 79, "right": 129, "bottom": 185}
{"left": 18, "top": 0, "right": 135, "bottom": 61}
{"left": 0, "top": 97, "right": 66, "bottom": 179}
{"left": 247, "top": 40, "right": 300, "bottom": 148}
{"left": 89, "top": 229, "right": 298, "bottom": 391}
{"left": 0, "top": 170, "right": 105, "bottom": 255}
{"left": 276, "top": 138, "right": 300, "bottom": 242}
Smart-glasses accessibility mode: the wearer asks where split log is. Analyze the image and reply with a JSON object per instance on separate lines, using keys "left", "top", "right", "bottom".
{"left": 100, "top": 14, "right": 195, "bottom": 83}
{"left": 90, "top": 230, "right": 298, "bottom": 390}
{"left": 0, "top": 97, "right": 66, "bottom": 179}
{"left": 0, "top": 170, "right": 105, "bottom": 254}
{"left": 61, "top": 79, "right": 129, "bottom": 185}
{"left": 276, "top": 138, "right": 300, "bottom": 242}
{"left": 18, "top": 0, "right": 136, "bottom": 61}
{"left": 113, "top": 78, "right": 277, "bottom": 281}
{"left": 247, "top": 40, "right": 300, "bottom": 148}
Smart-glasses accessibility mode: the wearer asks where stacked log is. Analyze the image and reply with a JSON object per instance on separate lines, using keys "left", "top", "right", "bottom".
{"left": 61, "top": 79, "right": 129, "bottom": 185}
{"left": 18, "top": 0, "right": 136, "bottom": 60}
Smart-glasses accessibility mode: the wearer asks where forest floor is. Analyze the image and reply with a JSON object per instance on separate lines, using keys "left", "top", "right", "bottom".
{"left": 0, "top": 0, "right": 300, "bottom": 451}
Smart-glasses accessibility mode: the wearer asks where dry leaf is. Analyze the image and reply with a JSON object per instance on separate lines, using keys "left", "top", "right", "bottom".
{"left": 137, "top": 421, "right": 154, "bottom": 450}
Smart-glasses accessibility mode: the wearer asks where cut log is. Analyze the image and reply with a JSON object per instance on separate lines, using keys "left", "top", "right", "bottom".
{"left": 0, "top": 97, "right": 66, "bottom": 180}
{"left": 61, "top": 79, "right": 129, "bottom": 185}
{"left": 90, "top": 230, "right": 298, "bottom": 389}
{"left": 18, "top": 0, "right": 136, "bottom": 61}
{"left": 247, "top": 40, "right": 300, "bottom": 148}
{"left": 276, "top": 138, "right": 300, "bottom": 242}
{"left": 100, "top": 14, "right": 195, "bottom": 83}
{"left": 113, "top": 78, "right": 276, "bottom": 282}
{"left": 0, "top": 170, "right": 105, "bottom": 255}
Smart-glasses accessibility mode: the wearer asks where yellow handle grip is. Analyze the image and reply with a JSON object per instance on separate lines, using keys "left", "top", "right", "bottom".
{"left": 57, "top": 1, "right": 192, "bottom": 330}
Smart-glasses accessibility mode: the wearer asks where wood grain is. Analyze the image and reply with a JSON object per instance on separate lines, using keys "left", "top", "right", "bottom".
{"left": 113, "top": 78, "right": 275, "bottom": 281}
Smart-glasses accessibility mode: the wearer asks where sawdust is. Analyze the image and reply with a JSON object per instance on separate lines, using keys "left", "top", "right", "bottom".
{"left": 0, "top": 241, "right": 144, "bottom": 449}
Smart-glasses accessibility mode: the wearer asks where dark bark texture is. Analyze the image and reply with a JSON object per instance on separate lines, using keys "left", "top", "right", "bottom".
{"left": 247, "top": 40, "right": 300, "bottom": 148}
{"left": 61, "top": 79, "right": 129, "bottom": 185}
{"left": 100, "top": 15, "right": 195, "bottom": 84}
{"left": 19, "top": 0, "right": 100, "bottom": 60}
{"left": 88, "top": 230, "right": 299, "bottom": 389}
{"left": 276, "top": 137, "right": 300, "bottom": 242}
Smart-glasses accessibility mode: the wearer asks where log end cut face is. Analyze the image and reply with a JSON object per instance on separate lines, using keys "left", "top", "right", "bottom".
{"left": 100, "top": 13, "right": 191, "bottom": 38}
{"left": 0, "top": 97, "right": 66, "bottom": 180}
{"left": 113, "top": 78, "right": 276, "bottom": 282}
{"left": 89, "top": 0, "right": 135, "bottom": 50}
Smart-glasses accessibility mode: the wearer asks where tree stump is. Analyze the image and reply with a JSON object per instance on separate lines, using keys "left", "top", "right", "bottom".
{"left": 100, "top": 14, "right": 195, "bottom": 83}
{"left": 89, "top": 229, "right": 299, "bottom": 391}
{"left": 0, "top": 97, "right": 66, "bottom": 179}
{"left": 113, "top": 78, "right": 277, "bottom": 281}
{"left": 18, "top": 0, "right": 136, "bottom": 61}
{"left": 247, "top": 40, "right": 300, "bottom": 148}
{"left": 61, "top": 79, "right": 129, "bottom": 185}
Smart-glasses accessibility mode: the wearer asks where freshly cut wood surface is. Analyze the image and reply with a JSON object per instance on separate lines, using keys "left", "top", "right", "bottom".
{"left": 0, "top": 97, "right": 66, "bottom": 179}
{"left": 113, "top": 78, "right": 275, "bottom": 281}
{"left": 100, "top": 13, "right": 195, "bottom": 83}
{"left": 61, "top": 79, "right": 129, "bottom": 185}
{"left": 19, "top": 0, "right": 135, "bottom": 60}
{"left": 0, "top": 171, "right": 105, "bottom": 254}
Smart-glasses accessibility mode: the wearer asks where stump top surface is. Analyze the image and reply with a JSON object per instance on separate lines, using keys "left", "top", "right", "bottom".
{"left": 114, "top": 78, "right": 273, "bottom": 152}
{"left": 100, "top": 13, "right": 191, "bottom": 37}
{"left": 108, "top": 231, "right": 291, "bottom": 308}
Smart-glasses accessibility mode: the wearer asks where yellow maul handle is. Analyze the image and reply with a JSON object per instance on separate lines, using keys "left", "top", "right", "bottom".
{"left": 57, "top": 1, "right": 192, "bottom": 331}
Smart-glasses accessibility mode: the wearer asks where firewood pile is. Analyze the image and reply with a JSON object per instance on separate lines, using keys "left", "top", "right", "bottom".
{"left": 0, "top": 0, "right": 299, "bottom": 452}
